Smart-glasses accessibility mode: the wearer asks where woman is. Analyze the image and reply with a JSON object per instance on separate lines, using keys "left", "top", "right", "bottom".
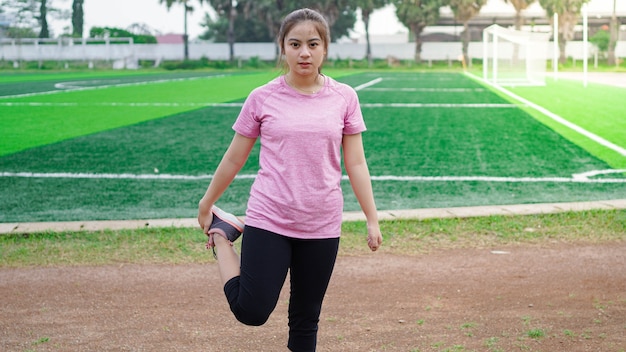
{"left": 198, "top": 8, "right": 382, "bottom": 352}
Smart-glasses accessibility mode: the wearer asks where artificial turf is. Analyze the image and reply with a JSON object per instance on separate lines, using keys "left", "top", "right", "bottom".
{"left": 1, "top": 70, "right": 624, "bottom": 222}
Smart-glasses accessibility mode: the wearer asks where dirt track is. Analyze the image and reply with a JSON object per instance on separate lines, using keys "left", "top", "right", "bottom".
{"left": 2, "top": 241, "right": 625, "bottom": 352}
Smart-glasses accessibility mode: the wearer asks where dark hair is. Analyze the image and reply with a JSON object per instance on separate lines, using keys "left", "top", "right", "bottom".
{"left": 276, "top": 8, "right": 330, "bottom": 71}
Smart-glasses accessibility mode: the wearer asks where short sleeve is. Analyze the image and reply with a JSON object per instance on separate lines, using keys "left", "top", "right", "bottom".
{"left": 232, "top": 89, "right": 262, "bottom": 138}
{"left": 342, "top": 86, "right": 366, "bottom": 135}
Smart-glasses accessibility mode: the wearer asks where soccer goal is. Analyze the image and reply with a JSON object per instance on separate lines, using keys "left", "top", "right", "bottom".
{"left": 482, "top": 24, "right": 551, "bottom": 86}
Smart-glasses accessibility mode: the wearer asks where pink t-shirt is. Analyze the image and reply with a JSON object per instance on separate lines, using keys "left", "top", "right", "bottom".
{"left": 233, "top": 75, "right": 366, "bottom": 239}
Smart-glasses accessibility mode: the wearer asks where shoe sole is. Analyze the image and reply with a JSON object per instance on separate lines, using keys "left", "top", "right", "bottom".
{"left": 211, "top": 206, "right": 244, "bottom": 232}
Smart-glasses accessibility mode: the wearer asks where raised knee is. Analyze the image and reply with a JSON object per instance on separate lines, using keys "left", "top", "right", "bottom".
{"left": 237, "top": 314, "right": 269, "bottom": 326}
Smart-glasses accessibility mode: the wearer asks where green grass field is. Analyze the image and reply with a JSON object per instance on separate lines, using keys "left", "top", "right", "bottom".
{"left": 1, "top": 68, "right": 625, "bottom": 223}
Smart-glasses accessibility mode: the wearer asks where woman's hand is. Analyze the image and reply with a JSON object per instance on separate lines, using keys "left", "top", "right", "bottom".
{"left": 367, "top": 224, "right": 382, "bottom": 252}
{"left": 197, "top": 198, "right": 213, "bottom": 235}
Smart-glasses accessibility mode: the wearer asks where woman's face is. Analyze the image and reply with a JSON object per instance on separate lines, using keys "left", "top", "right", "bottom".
{"left": 282, "top": 21, "right": 326, "bottom": 78}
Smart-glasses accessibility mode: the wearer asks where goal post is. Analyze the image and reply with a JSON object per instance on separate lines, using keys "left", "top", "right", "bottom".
{"left": 483, "top": 24, "right": 551, "bottom": 86}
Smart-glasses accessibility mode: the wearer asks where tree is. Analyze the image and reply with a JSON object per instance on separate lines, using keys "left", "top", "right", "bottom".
{"left": 395, "top": 0, "right": 446, "bottom": 64}
{"left": 589, "top": 27, "right": 609, "bottom": 54}
{"left": 503, "top": 0, "right": 536, "bottom": 30}
{"left": 38, "top": 0, "right": 48, "bottom": 37}
{"left": 260, "top": 0, "right": 357, "bottom": 41}
{"left": 200, "top": 10, "right": 273, "bottom": 42}
{"left": 272, "top": 0, "right": 357, "bottom": 42}
{"left": 329, "top": 5, "right": 357, "bottom": 41}
{"left": 355, "top": 0, "right": 388, "bottom": 64}
{"left": 160, "top": 0, "right": 207, "bottom": 60}
{"left": 503, "top": 0, "right": 535, "bottom": 64}
{"left": 607, "top": 0, "right": 618, "bottom": 65}
{"left": 447, "top": 0, "right": 487, "bottom": 65}
{"left": 538, "top": 0, "right": 590, "bottom": 64}
{"left": 1, "top": 0, "right": 41, "bottom": 37}
{"left": 5, "top": 26, "right": 37, "bottom": 38}
{"left": 71, "top": 0, "right": 84, "bottom": 37}
{"left": 0, "top": 0, "right": 68, "bottom": 38}
{"left": 90, "top": 26, "right": 157, "bottom": 43}
{"left": 204, "top": 0, "right": 357, "bottom": 49}
{"left": 206, "top": 0, "right": 250, "bottom": 63}
{"left": 305, "top": 0, "right": 357, "bottom": 36}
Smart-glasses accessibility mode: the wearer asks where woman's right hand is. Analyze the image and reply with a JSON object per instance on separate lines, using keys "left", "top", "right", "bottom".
{"left": 198, "top": 198, "right": 213, "bottom": 235}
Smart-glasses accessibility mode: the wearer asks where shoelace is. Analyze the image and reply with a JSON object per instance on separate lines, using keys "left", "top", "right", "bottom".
{"left": 205, "top": 234, "right": 218, "bottom": 259}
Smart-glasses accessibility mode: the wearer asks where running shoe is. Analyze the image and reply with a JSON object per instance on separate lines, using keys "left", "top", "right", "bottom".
{"left": 206, "top": 206, "right": 245, "bottom": 256}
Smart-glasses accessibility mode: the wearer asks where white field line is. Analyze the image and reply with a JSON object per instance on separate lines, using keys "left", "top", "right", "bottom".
{"left": 379, "top": 77, "right": 456, "bottom": 81}
{"left": 354, "top": 77, "right": 383, "bottom": 91}
{"left": 0, "top": 102, "right": 244, "bottom": 107}
{"left": 0, "top": 74, "right": 229, "bottom": 100}
{"left": 353, "top": 77, "right": 512, "bottom": 108}
{"left": 0, "top": 172, "right": 250, "bottom": 180}
{"left": 361, "top": 103, "right": 517, "bottom": 108}
{"left": 364, "top": 88, "right": 485, "bottom": 92}
{"left": 0, "top": 101, "right": 519, "bottom": 108}
{"left": 465, "top": 72, "right": 626, "bottom": 158}
{"left": 2, "top": 171, "right": 625, "bottom": 183}
{"left": 0, "top": 76, "right": 511, "bottom": 109}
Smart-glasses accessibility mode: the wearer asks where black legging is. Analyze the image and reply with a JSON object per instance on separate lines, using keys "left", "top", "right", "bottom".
{"left": 223, "top": 225, "right": 340, "bottom": 352}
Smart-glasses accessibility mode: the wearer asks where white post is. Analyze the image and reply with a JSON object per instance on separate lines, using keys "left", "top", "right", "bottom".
{"left": 553, "top": 13, "right": 558, "bottom": 80}
{"left": 525, "top": 37, "right": 531, "bottom": 82}
{"left": 582, "top": 3, "right": 588, "bottom": 87}
{"left": 483, "top": 28, "right": 488, "bottom": 81}
{"left": 493, "top": 26, "right": 499, "bottom": 84}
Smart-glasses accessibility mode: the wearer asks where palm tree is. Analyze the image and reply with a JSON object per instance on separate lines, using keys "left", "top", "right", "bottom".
{"left": 503, "top": 0, "right": 536, "bottom": 30}
{"left": 355, "top": 0, "right": 388, "bottom": 64}
{"left": 538, "top": 0, "right": 590, "bottom": 64}
{"left": 305, "top": 0, "right": 351, "bottom": 29}
{"left": 160, "top": 0, "right": 206, "bottom": 60}
{"left": 503, "top": 0, "right": 535, "bottom": 64}
{"left": 395, "top": 0, "right": 447, "bottom": 64}
{"left": 447, "top": 0, "right": 487, "bottom": 65}
{"left": 38, "top": 0, "right": 49, "bottom": 38}
{"left": 607, "top": 0, "right": 618, "bottom": 65}
{"left": 71, "top": 0, "right": 84, "bottom": 37}
{"left": 206, "top": 0, "right": 240, "bottom": 63}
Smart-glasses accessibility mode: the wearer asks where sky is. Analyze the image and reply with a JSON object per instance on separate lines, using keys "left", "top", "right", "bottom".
{"left": 48, "top": 0, "right": 623, "bottom": 40}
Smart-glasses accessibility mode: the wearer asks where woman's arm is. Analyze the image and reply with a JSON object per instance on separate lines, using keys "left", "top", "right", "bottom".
{"left": 198, "top": 133, "right": 256, "bottom": 233}
{"left": 343, "top": 133, "right": 382, "bottom": 251}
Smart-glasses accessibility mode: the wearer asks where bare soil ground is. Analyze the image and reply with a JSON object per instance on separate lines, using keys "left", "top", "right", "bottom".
{"left": 2, "top": 242, "right": 625, "bottom": 352}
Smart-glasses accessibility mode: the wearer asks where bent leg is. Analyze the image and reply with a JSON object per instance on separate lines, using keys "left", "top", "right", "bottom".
{"left": 223, "top": 226, "right": 291, "bottom": 326}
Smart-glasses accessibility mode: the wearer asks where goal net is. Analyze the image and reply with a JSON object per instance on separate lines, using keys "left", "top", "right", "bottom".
{"left": 482, "top": 24, "right": 551, "bottom": 86}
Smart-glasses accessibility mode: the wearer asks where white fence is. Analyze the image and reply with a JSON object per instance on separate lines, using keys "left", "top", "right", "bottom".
{"left": 1, "top": 38, "right": 625, "bottom": 66}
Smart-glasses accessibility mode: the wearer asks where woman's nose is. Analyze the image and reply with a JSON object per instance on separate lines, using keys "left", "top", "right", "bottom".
{"left": 299, "top": 47, "right": 311, "bottom": 57}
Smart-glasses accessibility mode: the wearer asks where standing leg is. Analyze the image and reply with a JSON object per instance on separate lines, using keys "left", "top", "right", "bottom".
{"left": 287, "top": 238, "right": 340, "bottom": 352}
